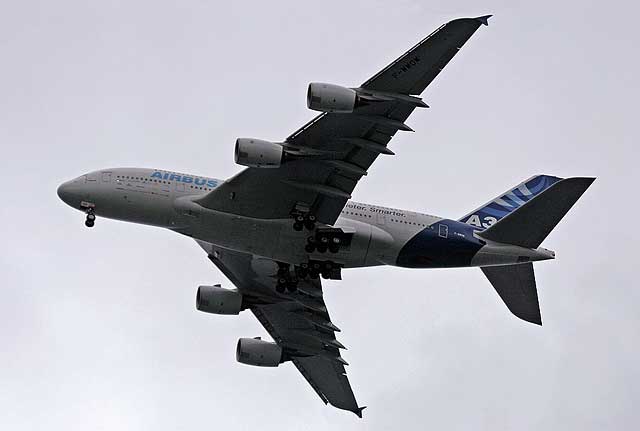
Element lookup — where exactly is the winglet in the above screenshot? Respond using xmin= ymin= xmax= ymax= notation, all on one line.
xmin=354 ymin=406 xmax=367 ymax=418
xmin=474 ymin=15 xmax=492 ymax=26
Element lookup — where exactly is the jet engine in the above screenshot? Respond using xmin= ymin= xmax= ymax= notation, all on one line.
xmin=234 ymin=138 xmax=284 ymax=168
xmin=236 ymin=338 xmax=284 ymax=367
xmin=196 ymin=285 xmax=243 ymax=315
xmin=307 ymin=83 xmax=362 ymax=113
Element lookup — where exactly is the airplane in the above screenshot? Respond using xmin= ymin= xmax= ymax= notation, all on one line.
xmin=57 ymin=15 xmax=594 ymax=417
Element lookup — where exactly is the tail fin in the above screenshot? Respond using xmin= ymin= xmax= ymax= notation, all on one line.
xmin=471 ymin=176 xmax=595 ymax=325
xmin=481 ymin=263 xmax=541 ymax=324
xmin=460 ymin=175 xmax=563 ymax=229
xmin=476 ymin=177 xmax=595 ymax=249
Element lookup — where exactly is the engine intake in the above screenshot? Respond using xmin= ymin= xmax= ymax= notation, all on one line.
xmin=236 ymin=338 xmax=284 ymax=367
xmin=307 ymin=83 xmax=362 ymax=113
xmin=196 ymin=285 xmax=243 ymax=315
xmin=234 ymin=138 xmax=284 ymax=168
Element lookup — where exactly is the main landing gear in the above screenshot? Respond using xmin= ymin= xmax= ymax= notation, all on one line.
xmin=305 ymin=228 xmax=350 ymax=254
xmin=84 ymin=208 xmax=96 ymax=228
xmin=276 ymin=262 xmax=298 ymax=293
xmin=300 ymin=260 xmax=341 ymax=280
xmin=291 ymin=211 xmax=316 ymax=231
xmin=274 ymin=260 xmax=342 ymax=293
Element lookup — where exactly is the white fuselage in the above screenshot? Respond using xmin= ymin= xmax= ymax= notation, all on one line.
xmin=57 ymin=168 xmax=554 ymax=269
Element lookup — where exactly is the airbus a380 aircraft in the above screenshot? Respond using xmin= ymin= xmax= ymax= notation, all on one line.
xmin=58 ymin=16 xmax=594 ymax=417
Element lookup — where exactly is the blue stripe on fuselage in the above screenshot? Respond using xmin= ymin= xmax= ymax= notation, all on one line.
xmin=396 ymin=219 xmax=484 ymax=268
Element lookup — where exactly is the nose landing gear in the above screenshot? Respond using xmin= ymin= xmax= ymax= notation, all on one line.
xmin=84 ymin=208 xmax=96 ymax=228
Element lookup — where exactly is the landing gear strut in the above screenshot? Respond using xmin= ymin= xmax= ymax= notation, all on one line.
xmin=85 ymin=208 xmax=96 ymax=228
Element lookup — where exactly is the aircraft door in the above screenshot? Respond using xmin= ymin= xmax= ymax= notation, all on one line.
xmin=438 ymin=224 xmax=449 ymax=238
xmin=101 ymin=172 xmax=112 ymax=183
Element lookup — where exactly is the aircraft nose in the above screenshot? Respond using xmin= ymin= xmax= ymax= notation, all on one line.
xmin=57 ymin=180 xmax=79 ymax=207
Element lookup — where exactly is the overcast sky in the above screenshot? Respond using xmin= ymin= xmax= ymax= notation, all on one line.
xmin=2 ymin=1 xmax=638 ymax=429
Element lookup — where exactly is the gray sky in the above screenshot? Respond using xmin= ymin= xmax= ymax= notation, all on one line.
xmin=1 ymin=0 xmax=638 ymax=429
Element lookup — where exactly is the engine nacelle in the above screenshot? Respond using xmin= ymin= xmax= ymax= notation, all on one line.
xmin=307 ymin=83 xmax=360 ymax=113
xmin=234 ymin=138 xmax=283 ymax=168
xmin=236 ymin=338 xmax=284 ymax=367
xmin=196 ymin=285 xmax=243 ymax=315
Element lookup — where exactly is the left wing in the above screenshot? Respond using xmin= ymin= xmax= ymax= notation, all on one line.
xmin=196 ymin=16 xmax=490 ymax=225
xmin=196 ymin=240 xmax=365 ymax=417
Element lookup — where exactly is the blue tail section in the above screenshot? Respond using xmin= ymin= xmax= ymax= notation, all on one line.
xmin=459 ymin=175 xmax=562 ymax=229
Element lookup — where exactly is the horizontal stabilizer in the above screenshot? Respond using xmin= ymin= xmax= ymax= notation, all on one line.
xmin=478 ymin=177 xmax=595 ymax=248
xmin=481 ymin=263 xmax=541 ymax=325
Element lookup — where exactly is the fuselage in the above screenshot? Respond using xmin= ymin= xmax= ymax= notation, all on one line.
xmin=57 ymin=168 xmax=554 ymax=269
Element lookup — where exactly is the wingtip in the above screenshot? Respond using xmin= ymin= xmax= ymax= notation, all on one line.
xmin=355 ymin=406 xmax=367 ymax=418
xmin=474 ymin=14 xmax=492 ymax=26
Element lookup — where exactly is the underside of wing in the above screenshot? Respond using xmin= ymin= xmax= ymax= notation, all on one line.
xmin=195 ymin=16 xmax=491 ymax=225
xmin=196 ymin=240 xmax=364 ymax=416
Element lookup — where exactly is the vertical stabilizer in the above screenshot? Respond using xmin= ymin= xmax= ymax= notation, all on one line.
xmin=477 ymin=177 xmax=595 ymax=249
xmin=460 ymin=175 xmax=562 ymax=229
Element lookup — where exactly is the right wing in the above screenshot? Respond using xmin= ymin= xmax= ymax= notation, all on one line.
xmin=196 ymin=240 xmax=364 ymax=417
xmin=196 ymin=16 xmax=491 ymax=225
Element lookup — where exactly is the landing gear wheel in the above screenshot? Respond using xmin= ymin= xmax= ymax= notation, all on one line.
xmin=276 ymin=276 xmax=288 ymax=293
xmin=84 ymin=208 xmax=96 ymax=227
xmin=309 ymin=270 xmax=319 ymax=280
xmin=329 ymin=245 xmax=339 ymax=253
xmin=295 ymin=266 xmax=308 ymax=279
xmin=293 ymin=222 xmax=304 ymax=231
xmin=316 ymin=244 xmax=327 ymax=253
xmin=304 ymin=214 xmax=316 ymax=230
xmin=305 ymin=236 xmax=317 ymax=253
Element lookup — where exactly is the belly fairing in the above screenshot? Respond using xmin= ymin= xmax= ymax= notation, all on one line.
xmin=396 ymin=219 xmax=484 ymax=268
